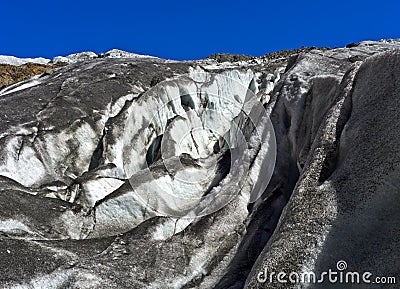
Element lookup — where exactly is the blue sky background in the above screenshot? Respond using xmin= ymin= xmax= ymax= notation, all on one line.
xmin=1 ymin=0 xmax=399 ymax=60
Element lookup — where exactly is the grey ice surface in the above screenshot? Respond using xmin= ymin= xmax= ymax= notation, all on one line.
xmin=0 ymin=41 xmax=400 ymax=288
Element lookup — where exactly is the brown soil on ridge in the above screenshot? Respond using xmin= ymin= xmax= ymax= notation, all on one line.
xmin=0 ymin=62 xmax=68 ymax=89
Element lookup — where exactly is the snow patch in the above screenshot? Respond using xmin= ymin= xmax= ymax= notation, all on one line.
xmin=0 ymin=55 xmax=50 ymax=66
xmin=0 ymin=80 xmax=41 ymax=96
xmin=0 ymin=219 xmax=35 ymax=235
xmin=105 ymin=49 xmax=159 ymax=59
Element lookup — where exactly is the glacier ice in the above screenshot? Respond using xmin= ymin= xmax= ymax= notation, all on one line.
xmin=1 ymin=41 xmax=400 ymax=288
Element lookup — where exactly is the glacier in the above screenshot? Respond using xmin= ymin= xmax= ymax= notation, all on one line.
xmin=0 ymin=40 xmax=400 ymax=288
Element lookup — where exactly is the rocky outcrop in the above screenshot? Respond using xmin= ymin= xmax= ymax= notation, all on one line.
xmin=1 ymin=40 xmax=400 ymax=288
xmin=206 ymin=54 xmax=255 ymax=63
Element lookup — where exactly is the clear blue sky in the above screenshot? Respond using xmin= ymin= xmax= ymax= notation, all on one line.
xmin=1 ymin=0 xmax=399 ymax=60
